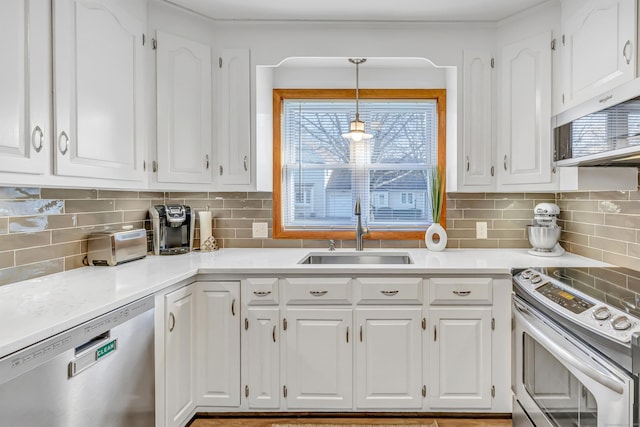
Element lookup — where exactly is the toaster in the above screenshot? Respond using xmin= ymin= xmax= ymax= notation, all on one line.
xmin=87 ymin=229 xmax=147 ymax=266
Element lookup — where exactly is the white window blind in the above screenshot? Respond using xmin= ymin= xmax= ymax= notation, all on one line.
xmin=280 ymin=99 xmax=438 ymax=230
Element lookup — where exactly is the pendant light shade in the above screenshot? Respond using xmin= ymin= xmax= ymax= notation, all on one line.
xmin=342 ymin=58 xmax=373 ymax=142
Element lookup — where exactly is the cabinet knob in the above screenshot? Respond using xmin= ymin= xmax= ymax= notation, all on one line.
xmin=58 ymin=131 xmax=69 ymax=156
xmin=31 ymin=126 xmax=44 ymax=153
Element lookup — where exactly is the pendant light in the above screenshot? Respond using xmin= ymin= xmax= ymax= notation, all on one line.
xmin=342 ymin=58 xmax=373 ymax=142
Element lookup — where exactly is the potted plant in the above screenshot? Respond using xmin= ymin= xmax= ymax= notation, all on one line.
xmin=425 ymin=166 xmax=447 ymax=251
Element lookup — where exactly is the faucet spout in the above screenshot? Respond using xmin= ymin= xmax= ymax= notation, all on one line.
xmin=355 ymin=196 xmax=369 ymax=251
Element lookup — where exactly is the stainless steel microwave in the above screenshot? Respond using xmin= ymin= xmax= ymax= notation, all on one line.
xmin=553 ymin=78 xmax=640 ymax=166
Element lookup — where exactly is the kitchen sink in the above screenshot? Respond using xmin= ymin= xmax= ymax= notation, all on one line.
xmin=298 ymin=252 xmax=414 ymax=265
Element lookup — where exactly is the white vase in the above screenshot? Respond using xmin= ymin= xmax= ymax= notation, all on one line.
xmin=425 ymin=223 xmax=447 ymax=251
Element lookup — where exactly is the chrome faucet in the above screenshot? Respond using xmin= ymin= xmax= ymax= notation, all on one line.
xmin=354 ymin=197 xmax=369 ymax=251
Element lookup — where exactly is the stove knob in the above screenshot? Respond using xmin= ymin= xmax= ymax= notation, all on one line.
xmin=611 ymin=316 xmax=632 ymax=331
xmin=531 ymin=275 xmax=542 ymax=284
xmin=592 ymin=306 xmax=611 ymax=321
xmin=521 ymin=270 xmax=532 ymax=280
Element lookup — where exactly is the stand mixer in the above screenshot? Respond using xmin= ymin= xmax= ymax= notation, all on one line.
xmin=527 ymin=203 xmax=564 ymax=256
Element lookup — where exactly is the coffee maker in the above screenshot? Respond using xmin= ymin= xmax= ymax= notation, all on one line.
xmin=149 ymin=204 xmax=195 ymax=255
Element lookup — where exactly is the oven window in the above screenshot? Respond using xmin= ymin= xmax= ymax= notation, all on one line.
xmin=523 ymin=333 xmax=598 ymax=426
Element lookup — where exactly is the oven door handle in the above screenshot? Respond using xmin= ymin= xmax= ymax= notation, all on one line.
xmin=514 ymin=300 xmax=625 ymax=395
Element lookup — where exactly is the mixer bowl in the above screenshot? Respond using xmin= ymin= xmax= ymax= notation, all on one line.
xmin=527 ymin=225 xmax=561 ymax=251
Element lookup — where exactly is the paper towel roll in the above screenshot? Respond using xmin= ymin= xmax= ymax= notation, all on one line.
xmin=199 ymin=211 xmax=212 ymax=243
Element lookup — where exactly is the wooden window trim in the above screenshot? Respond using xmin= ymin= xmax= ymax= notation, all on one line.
xmin=272 ymin=88 xmax=446 ymax=240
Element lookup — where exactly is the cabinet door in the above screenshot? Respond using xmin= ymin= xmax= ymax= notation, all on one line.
xmin=53 ymin=0 xmax=145 ymax=181
xmin=355 ymin=307 xmax=423 ymax=409
xmin=562 ymin=0 xmax=636 ymax=108
xmin=462 ymin=50 xmax=494 ymax=188
xmin=165 ymin=284 xmax=196 ymax=427
xmin=0 ymin=0 xmax=50 ymax=175
xmin=244 ymin=307 xmax=280 ymax=409
xmin=284 ymin=308 xmax=352 ymax=409
xmin=156 ymin=31 xmax=212 ymax=184
xmin=196 ymin=281 xmax=240 ymax=407
xmin=498 ymin=32 xmax=552 ymax=186
xmin=429 ymin=307 xmax=492 ymax=409
xmin=218 ymin=48 xmax=251 ymax=186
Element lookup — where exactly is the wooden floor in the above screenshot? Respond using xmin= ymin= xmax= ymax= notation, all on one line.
xmin=190 ymin=417 xmax=512 ymax=427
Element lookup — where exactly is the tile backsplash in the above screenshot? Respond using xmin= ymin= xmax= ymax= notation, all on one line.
xmin=1 ymin=186 xmax=640 ymax=285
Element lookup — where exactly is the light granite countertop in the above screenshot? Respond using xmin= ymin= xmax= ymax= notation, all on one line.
xmin=0 ymin=248 xmax=609 ymax=358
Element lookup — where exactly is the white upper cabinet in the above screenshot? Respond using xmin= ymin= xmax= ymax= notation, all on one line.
xmin=561 ymin=0 xmax=637 ymax=110
xmin=156 ymin=31 xmax=213 ymax=184
xmin=53 ymin=0 xmax=145 ymax=181
xmin=0 ymin=0 xmax=51 ymax=175
xmin=461 ymin=50 xmax=495 ymax=189
xmin=498 ymin=32 xmax=553 ymax=187
xmin=217 ymin=48 xmax=251 ymax=186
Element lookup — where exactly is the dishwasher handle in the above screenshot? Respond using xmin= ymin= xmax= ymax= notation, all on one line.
xmin=68 ymin=337 xmax=118 ymax=378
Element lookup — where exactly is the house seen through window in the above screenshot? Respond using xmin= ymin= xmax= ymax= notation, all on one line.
xmin=273 ymin=89 xmax=446 ymax=240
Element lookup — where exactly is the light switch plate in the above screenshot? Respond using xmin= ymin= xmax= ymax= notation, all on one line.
xmin=476 ymin=222 xmax=488 ymax=239
xmin=252 ymin=222 xmax=268 ymax=238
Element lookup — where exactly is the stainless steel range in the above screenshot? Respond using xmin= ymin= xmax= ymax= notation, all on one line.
xmin=512 ymin=267 xmax=640 ymax=427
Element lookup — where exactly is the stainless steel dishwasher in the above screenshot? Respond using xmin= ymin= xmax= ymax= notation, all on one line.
xmin=0 ymin=295 xmax=155 ymax=427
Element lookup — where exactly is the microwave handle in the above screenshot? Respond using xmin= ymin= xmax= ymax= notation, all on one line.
xmin=513 ymin=301 xmax=625 ymax=395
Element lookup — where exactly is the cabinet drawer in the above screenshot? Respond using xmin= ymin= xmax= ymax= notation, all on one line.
xmin=429 ymin=277 xmax=492 ymax=305
xmin=354 ymin=277 xmax=423 ymax=304
xmin=243 ymin=278 xmax=279 ymax=305
xmin=283 ymin=277 xmax=352 ymax=305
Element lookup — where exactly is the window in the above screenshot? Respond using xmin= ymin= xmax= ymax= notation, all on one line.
xmin=273 ymin=89 xmax=446 ymax=240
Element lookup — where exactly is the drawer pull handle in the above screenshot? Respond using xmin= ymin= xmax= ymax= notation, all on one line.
xmin=453 ymin=290 xmax=471 ymax=296
xmin=309 ymin=290 xmax=328 ymax=296
xmin=253 ymin=290 xmax=272 ymax=297
xmin=381 ymin=290 xmax=399 ymax=296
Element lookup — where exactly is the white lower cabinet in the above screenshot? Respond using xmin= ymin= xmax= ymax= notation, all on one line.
xmin=164 ymin=284 xmax=197 ymax=427
xmin=160 ymin=275 xmax=507 ymax=423
xmin=429 ymin=307 xmax=492 ymax=409
xmin=284 ymin=308 xmax=353 ymax=409
xmin=244 ymin=307 xmax=280 ymax=409
xmin=355 ymin=307 xmax=424 ymax=409
xmin=196 ymin=282 xmax=240 ymax=407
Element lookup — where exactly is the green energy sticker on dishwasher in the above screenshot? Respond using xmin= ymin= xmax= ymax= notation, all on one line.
xmin=96 ymin=340 xmax=116 ymax=359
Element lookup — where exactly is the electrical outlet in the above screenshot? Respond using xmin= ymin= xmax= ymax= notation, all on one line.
xmin=476 ymin=222 xmax=488 ymax=239
xmin=252 ymin=222 xmax=268 ymax=238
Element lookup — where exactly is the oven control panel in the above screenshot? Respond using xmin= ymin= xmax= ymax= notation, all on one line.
xmin=514 ymin=269 xmax=640 ymax=343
